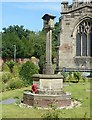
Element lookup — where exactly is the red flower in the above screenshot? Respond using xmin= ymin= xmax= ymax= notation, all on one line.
xmin=32 ymin=84 xmax=38 ymax=93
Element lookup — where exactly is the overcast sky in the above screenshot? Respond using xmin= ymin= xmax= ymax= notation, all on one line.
xmin=1 ymin=0 xmax=72 ymax=32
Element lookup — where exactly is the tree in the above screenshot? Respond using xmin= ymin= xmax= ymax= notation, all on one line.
xmin=2 ymin=23 xmax=59 ymax=73
xmin=52 ymin=22 xmax=59 ymax=61
xmin=2 ymin=25 xmax=33 ymax=59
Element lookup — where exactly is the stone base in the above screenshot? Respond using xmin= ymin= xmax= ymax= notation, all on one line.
xmin=23 ymin=91 xmax=71 ymax=107
xmin=23 ymin=74 xmax=71 ymax=108
xmin=32 ymin=74 xmax=63 ymax=91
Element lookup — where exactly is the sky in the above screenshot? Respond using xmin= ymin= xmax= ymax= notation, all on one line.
xmin=1 ymin=0 xmax=72 ymax=32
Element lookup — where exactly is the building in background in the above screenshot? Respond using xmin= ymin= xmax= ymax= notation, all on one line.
xmin=56 ymin=0 xmax=92 ymax=76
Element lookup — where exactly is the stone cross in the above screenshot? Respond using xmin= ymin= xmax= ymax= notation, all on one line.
xmin=42 ymin=14 xmax=56 ymax=75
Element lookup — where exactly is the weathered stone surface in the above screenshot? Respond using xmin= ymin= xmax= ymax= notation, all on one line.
xmin=23 ymin=12 xmax=72 ymax=108
xmin=23 ymin=91 xmax=71 ymax=107
xmin=42 ymin=14 xmax=56 ymax=75
xmin=40 ymin=79 xmax=63 ymax=90
xmin=32 ymin=74 xmax=63 ymax=90
xmin=56 ymin=1 xmax=92 ymax=74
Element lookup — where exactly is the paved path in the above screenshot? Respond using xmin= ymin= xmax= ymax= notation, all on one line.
xmin=0 ymin=98 xmax=17 ymax=104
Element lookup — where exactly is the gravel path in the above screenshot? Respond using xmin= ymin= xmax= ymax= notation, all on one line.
xmin=0 ymin=98 xmax=17 ymax=104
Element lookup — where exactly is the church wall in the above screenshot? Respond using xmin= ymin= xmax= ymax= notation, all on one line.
xmin=59 ymin=14 xmax=76 ymax=69
xmin=57 ymin=1 xmax=92 ymax=72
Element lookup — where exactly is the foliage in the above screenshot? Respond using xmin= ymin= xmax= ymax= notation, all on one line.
xmin=2 ymin=25 xmax=30 ymax=39
xmin=2 ymin=25 xmax=45 ymax=59
xmin=2 ymin=23 xmax=59 ymax=73
xmin=68 ymin=72 xmax=74 ymax=82
xmin=67 ymin=72 xmax=82 ymax=83
xmin=3 ymin=61 xmax=21 ymax=76
xmin=2 ymin=72 xmax=11 ymax=83
xmin=39 ymin=54 xmax=45 ymax=73
xmin=52 ymin=22 xmax=59 ymax=60
xmin=42 ymin=109 xmax=60 ymax=120
xmin=6 ymin=61 xmax=15 ymax=73
xmin=2 ymin=77 xmax=24 ymax=91
xmin=9 ymin=77 xmax=24 ymax=90
xmin=31 ymin=31 xmax=46 ymax=58
xmin=2 ymin=62 xmax=24 ymax=91
xmin=61 ymin=71 xmax=82 ymax=83
xmin=61 ymin=72 xmax=69 ymax=82
xmin=2 ymin=25 xmax=33 ymax=59
xmin=2 ymin=63 xmax=10 ymax=72
xmin=73 ymin=72 xmax=82 ymax=82
xmin=19 ymin=61 xmax=39 ymax=84
xmin=12 ymin=63 xmax=21 ymax=77
xmin=42 ymin=104 xmax=60 ymax=119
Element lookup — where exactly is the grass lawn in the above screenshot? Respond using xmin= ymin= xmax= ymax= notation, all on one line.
xmin=1 ymin=80 xmax=91 ymax=118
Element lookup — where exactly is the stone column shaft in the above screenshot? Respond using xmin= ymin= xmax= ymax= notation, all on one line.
xmin=45 ymin=29 xmax=53 ymax=74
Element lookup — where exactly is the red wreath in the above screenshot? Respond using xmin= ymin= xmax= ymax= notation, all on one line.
xmin=32 ymin=84 xmax=38 ymax=93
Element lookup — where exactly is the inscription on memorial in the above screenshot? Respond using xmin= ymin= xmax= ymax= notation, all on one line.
xmin=40 ymin=79 xmax=63 ymax=90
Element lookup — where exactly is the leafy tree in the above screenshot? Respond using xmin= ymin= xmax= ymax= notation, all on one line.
xmin=52 ymin=22 xmax=59 ymax=61
xmin=2 ymin=25 xmax=33 ymax=59
xmin=2 ymin=23 xmax=59 ymax=73
xmin=2 ymin=25 xmax=30 ymax=39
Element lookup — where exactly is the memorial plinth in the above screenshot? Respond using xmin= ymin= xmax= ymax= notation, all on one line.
xmin=23 ymin=14 xmax=71 ymax=108
xmin=23 ymin=74 xmax=71 ymax=107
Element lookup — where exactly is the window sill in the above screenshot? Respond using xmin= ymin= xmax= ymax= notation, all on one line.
xmin=74 ymin=56 xmax=92 ymax=59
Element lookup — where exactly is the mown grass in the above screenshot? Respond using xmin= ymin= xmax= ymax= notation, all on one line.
xmin=2 ymin=104 xmax=43 ymax=118
xmin=1 ymin=80 xmax=91 ymax=118
xmin=1 ymin=86 xmax=31 ymax=101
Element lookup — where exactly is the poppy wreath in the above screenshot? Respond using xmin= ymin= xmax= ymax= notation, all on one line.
xmin=32 ymin=84 xmax=38 ymax=93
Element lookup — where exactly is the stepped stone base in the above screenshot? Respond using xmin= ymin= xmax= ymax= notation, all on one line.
xmin=23 ymin=92 xmax=71 ymax=107
xmin=23 ymin=74 xmax=71 ymax=107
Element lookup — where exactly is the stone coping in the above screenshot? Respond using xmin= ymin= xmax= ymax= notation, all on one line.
xmin=24 ymin=91 xmax=71 ymax=97
xmin=32 ymin=74 xmax=63 ymax=79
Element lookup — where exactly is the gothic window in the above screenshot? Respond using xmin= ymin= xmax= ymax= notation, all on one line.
xmin=88 ymin=31 xmax=92 ymax=56
xmin=76 ymin=33 xmax=81 ymax=56
xmin=82 ymin=32 xmax=87 ymax=56
xmin=76 ymin=19 xmax=92 ymax=57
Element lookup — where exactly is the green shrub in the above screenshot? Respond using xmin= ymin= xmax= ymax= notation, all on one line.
xmin=12 ymin=63 xmax=21 ymax=77
xmin=42 ymin=104 xmax=60 ymax=119
xmin=68 ymin=72 xmax=82 ymax=83
xmin=9 ymin=77 xmax=24 ymax=90
xmin=2 ymin=77 xmax=25 ymax=91
xmin=2 ymin=63 xmax=10 ymax=72
xmin=61 ymin=72 xmax=69 ymax=82
xmin=2 ymin=72 xmax=11 ymax=83
xmin=68 ymin=72 xmax=74 ymax=82
xmin=73 ymin=72 xmax=81 ymax=82
xmin=2 ymin=82 xmax=10 ymax=92
xmin=42 ymin=110 xmax=60 ymax=119
xmin=19 ymin=61 xmax=39 ymax=84
xmin=6 ymin=61 xmax=15 ymax=73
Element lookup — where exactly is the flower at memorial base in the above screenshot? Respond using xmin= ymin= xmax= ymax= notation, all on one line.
xmin=32 ymin=84 xmax=38 ymax=93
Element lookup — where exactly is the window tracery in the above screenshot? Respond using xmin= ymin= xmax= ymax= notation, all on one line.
xmin=76 ymin=19 xmax=92 ymax=57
